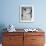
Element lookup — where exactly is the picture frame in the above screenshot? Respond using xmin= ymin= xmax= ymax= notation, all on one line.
xmin=20 ymin=5 xmax=34 ymax=22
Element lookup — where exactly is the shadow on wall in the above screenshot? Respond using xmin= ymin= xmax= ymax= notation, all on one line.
xmin=0 ymin=24 xmax=7 ymax=43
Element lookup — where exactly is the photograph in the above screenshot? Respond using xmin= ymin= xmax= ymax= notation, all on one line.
xmin=20 ymin=5 xmax=34 ymax=22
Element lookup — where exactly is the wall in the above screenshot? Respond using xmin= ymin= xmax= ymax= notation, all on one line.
xmin=0 ymin=0 xmax=46 ymax=29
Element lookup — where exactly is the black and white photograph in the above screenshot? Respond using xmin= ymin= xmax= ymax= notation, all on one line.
xmin=20 ymin=5 xmax=34 ymax=22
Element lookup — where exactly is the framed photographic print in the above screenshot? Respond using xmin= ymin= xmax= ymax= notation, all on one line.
xmin=20 ymin=5 xmax=34 ymax=22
